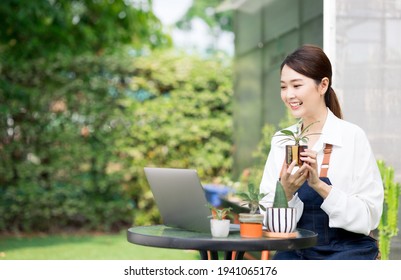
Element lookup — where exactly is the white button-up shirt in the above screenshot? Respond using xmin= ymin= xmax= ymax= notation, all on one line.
xmin=259 ymin=109 xmax=384 ymax=236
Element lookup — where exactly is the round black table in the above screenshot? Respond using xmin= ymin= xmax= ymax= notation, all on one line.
xmin=127 ymin=225 xmax=317 ymax=260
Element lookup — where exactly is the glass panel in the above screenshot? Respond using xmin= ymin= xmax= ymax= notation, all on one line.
xmin=263 ymin=0 xmax=299 ymax=42
xmin=302 ymin=0 xmax=323 ymax=23
xmin=236 ymin=9 xmax=262 ymax=55
xmin=335 ymin=0 xmax=401 ymax=259
xmin=233 ymin=50 xmax=263 ymax=176
xmin=301 ymin=16 xmax=323 ymax=45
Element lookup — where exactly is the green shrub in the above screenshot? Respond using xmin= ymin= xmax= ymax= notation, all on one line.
xmin=0 ymin=53 xmax=136 ymax=232
xmin=0 ymin=50 xmax=234 ymax=232
xmin=0 ymin=181 xmax=132 ymax=232
xmin=377 ymin=160 xmax=401 ymax=259
xmin=121 ymin=51 xmax=234 ymax=225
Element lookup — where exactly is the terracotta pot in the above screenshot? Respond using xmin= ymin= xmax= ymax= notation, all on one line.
xmin=210 ymin=219 xmax=230 ymax=238
xmin=265 ymin=207 xmax=297 ymax=233
xmin=286 ymin=145 xmax=307 ymax=166
xmin=238 ymin=213 xmax=264 ymax=238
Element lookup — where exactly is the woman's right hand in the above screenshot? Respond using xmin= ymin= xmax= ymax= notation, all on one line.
xmin=280 ymin=160 xmax=309 ymax=201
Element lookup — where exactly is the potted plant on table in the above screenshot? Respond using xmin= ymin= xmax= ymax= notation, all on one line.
xmin=275 ymin=120 xmax=320 ymax=166
xmin=207 ymin=204 xmax=233 ymax=238
xmin=236 ymin=183 xmax=267 ymax=238
xmin=264 ymin=180 xmax=297 ymax=237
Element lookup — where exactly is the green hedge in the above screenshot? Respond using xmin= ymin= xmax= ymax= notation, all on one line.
xmin=0 ymin=52 xmax=136 ymax=232
xmin=121 ymin=51 xmax=234 ymax=226
xmin=0 ymin=50 xmax=234 ymax=232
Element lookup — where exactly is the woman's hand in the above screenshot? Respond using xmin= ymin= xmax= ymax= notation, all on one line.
xmin=300 ymin=149 xmax=332 ymax=198
xmin=300 ymin=149 xmax=320 ymax=188
xmin=280 ymin=160 xmax=309 ymax=201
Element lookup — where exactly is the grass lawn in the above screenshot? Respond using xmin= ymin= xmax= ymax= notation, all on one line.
xmin=0 ymin=231 xmax=200 ymax=260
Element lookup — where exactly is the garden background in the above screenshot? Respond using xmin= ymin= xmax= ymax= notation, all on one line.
xmin=0 ymin=0 xmax=399 ymax=260
xmin=0 ymin=0 xmax=239 ymax=260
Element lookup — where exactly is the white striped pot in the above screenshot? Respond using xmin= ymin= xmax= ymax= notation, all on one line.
xmin=265 ymin=207 xmax=297 ymax=233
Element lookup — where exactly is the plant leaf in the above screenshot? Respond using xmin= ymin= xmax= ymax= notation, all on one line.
xmin=273 ymin=181 xmax=288 ymax=208
xmin=279 ymin=130 xmax=295 ymax=136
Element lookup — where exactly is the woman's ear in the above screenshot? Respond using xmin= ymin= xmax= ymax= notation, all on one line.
xmin=320 ymin=77 xmax=330 ymax=95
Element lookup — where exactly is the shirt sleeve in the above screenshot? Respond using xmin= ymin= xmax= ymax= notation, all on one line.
xmin=259 ymin=138 xmax=305 ymax=225
xmin=321 ymin=130 xmax=384 ymax=235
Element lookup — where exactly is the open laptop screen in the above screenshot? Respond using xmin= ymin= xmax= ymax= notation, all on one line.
xmin=144 ymin=167 xmax=212 ymax=233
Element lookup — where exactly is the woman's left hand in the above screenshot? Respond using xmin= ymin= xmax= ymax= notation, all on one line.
xmin=300 ymin=149 xmax=320 ymax=189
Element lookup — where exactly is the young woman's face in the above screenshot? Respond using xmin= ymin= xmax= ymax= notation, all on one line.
xmin=280 ymin=64 xmax=326 ymax=119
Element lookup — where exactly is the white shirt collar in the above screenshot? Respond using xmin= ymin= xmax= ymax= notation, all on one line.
xmin=320 ymin=108 xmax=343 ymax=147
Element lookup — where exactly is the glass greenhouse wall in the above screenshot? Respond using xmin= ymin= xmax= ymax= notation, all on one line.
xmin=334 ymin=0 xmax=401 ymax=259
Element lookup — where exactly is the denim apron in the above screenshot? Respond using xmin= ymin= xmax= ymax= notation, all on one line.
xmin=273 ymin=144 xmax=378 ymax=260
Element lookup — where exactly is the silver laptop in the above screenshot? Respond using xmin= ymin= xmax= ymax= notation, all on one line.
xmin=144 ymin=167 xmax=239 ymax=233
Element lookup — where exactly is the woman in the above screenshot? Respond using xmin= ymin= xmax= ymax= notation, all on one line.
xmin=259 ymin=45 xmax=384 ymax=260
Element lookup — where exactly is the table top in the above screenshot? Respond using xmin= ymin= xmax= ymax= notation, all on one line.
xmin=127 ymin=225 xmax=317 ymax=252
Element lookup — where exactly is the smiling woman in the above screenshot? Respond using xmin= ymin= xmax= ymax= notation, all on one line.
xmin=259 ymin=44 xmax=384 ymax=260
xmin=280 ymin=45 xmax=343 ymax=121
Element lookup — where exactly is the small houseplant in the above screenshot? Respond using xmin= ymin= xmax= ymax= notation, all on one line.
xmin=264 ymin=180 xmax=297 ymax=237
xmin=275 ymin=120 xmax=320 ymax=166
xmin=207 ymin=204 xmax=233 ymax=238
xmin=236 ymin=183 xmax=267 ymax=238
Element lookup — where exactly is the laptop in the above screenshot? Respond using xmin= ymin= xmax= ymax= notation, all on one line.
xmin=144 ymin=167 xmax=239 ymax=233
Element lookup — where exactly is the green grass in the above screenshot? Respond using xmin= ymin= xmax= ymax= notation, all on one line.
xmin=0 ymin=231 xmax=200 ymax=260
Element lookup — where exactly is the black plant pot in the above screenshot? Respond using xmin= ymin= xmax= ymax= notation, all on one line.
xmin=285 ymin=145 xmax=307 ymax=166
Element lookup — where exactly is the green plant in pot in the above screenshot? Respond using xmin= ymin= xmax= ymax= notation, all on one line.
xmin=236 ymin=183 xmax=267 ymax=238
xmin=264 ymin=180 xmax=297 ymax=236
xmin=275 ymin=120 xmax=321 ymax=166
xmin=207 ymin=204 xmax=233 ymax=238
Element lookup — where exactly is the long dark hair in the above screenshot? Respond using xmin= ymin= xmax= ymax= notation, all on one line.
xmin=280 ymin=45 xmax=343 ymax=119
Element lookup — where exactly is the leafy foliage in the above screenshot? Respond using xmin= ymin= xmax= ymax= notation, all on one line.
xmin=0 ymin=0 xmax=171 ymax=61
xmin=121 ymin=51 xmax=234 ymax=226
xmin=0 ymin=53 xmax=136 ymax=232
xmin=207 ymin=203 xmax=233 ymax=220
xmin=0 ymin=0 xmax=233 ymax=233
xmin=236 ymin=183 xmax=267 ymax=214
xmin=175 ymin=0 xmax=233 ymax=54
xmin=274 ymin=120 xmax=321 ymax=145
xmin=377 ymin=160 xmax=401 ymax=259
xmin=0 ymin=49 xmax=234 ymax=232
xmin=176 ymin=0 xmax=233 ymax=32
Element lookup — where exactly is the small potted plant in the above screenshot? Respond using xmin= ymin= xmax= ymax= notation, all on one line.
xmin=207 ymin=204 xmax=233 ymax=238
xmin=275 ymin=120 xmax=320 ymax=166
xmin=264 ymin=180 xmax=297 ymax=237
xmin=236 ymin=183 xmax=267 ymax=238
